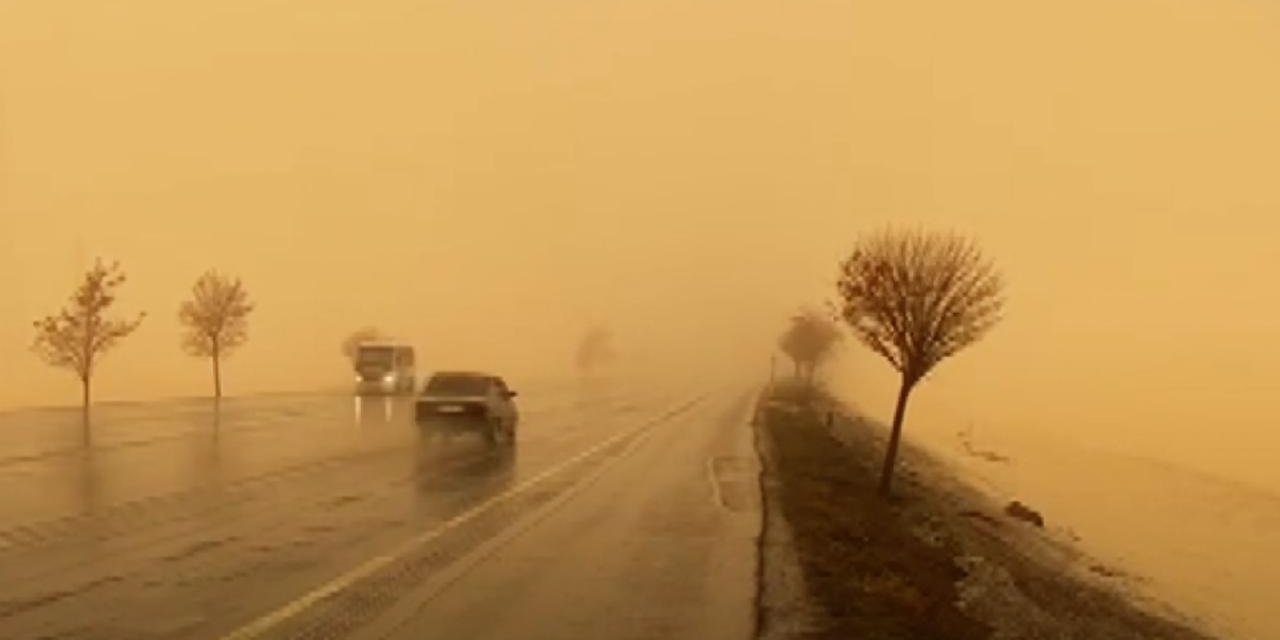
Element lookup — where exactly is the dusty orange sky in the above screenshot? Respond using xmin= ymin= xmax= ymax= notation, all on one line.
xmin=3 ymin=1 xmax=1278 ymax=488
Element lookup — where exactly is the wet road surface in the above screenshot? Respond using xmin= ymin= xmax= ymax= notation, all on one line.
xmin=0 ymin=381 xmax=760 ymax=639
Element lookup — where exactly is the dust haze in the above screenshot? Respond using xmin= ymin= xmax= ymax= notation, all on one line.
xmin=3 ymin=0 xmax=1279 ymax=494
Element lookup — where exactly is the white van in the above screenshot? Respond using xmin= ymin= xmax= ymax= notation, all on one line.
xmin=354 ymin=342 xmax=417 ymax=395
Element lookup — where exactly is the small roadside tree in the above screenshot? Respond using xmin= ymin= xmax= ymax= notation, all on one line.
xmin=32 ymin=259 xmax=145 ymax=421
xmin=836 ymin=229 xmax=1004 ymax=497
xmin=179 ymin=270 xmax=255 ymax=399
xmin=575 ymin=326 xmax=616 ymax=375
xmin=341 ymin=327 xmax=385 ymax=364
xmin=777 ymin=309 xmax=841 ymax=383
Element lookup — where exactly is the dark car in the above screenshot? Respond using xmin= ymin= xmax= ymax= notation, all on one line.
xmin=414 ymin=372 xmax=519 ymax=445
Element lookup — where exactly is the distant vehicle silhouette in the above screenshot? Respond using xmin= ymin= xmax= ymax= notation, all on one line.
xmin=353 ymin=342 xmax=417 ymax=395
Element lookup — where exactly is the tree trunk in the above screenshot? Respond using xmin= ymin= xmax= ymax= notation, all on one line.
xmin=213 ymin=350 xmax=222 ymax=399
xmin=877 ymin=377 xmax=914 ymax=498
xmin=81 ymin=376 xmax=91 ymax=444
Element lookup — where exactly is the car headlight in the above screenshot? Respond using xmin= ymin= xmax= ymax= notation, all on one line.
xmin=382 ymin=374 xmax=395 ymax=383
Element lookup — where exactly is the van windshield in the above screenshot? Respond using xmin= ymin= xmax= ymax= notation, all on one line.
xmin=356 ymin=346 xmax=394 ymax=367
xmin=425 ymin=375 xmax=489 ymax=396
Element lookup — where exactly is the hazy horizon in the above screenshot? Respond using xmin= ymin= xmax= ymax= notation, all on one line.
xmin=4 ymin=0 xmax=1279 ymax=493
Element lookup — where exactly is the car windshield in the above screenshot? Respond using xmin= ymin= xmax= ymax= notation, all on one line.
xmin=356 ymin=346 xmax=394 ymax=366
xmin=424 ymin=375 xmax=489 ymax=396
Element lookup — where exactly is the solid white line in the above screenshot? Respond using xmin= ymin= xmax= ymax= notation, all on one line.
xmin=216 ymin=398 xmax=702 ymax=640
xmin=352 ymin=407 xmax=674 ymax=640
xmin=706 ymin=456 xmax=725 ymax=509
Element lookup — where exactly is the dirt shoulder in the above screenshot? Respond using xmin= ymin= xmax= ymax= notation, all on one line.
xmin=754 ymin=382 xmax=1215 ymax=640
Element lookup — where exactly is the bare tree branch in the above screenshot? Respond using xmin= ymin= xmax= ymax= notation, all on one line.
xmin=835 ymin=229 xmax=1004 ymax=496
xmin=179 ymin=271 xmax=254 ymax=357
xmin=178 ymin=270 xmax=255 ymax=398
xmin=31 ymin=259 xmax=145 ymax=413
xmin=837 ymin=229 xmax=1003 ymax=385
xmin=576 ymin=326 xmax=617 ymax=373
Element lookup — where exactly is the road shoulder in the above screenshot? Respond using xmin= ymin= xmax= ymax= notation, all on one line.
xmin=753 ymin=396 xmax=822 ymax=640
xmin=754 ymin=382 xmax=1217 ymax=640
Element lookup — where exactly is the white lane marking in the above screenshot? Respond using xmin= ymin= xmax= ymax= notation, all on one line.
xmin=706 ymin=456 xmax=726 ymax=509
xmin=217 ymin=397 xmax=704 ymax=640
xmin=353 ymin=404 xmax=676 ymax=640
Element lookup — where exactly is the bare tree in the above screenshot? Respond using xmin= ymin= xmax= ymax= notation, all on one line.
xmin=777 ymin=309 xmax=842 ymax=383
xmin=836 ymin=229 xmax=1004 ymax=497
xmin=342 ymin=327 xmax=385 ymax=364
xmin=179 ymin=270 xmax=254 ymax=399
xmin=31 ymin=259 xmax=145 ymax=420
xmin=575 ymin=326 xmax=616 ymax=374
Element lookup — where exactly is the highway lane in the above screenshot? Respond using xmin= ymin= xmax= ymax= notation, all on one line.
xmin=224 ymin=388 xmax=762 ymax=640
xmin=0 ymin=380 xmax=708 ymax=640
xmin=369 ymin=387 xmax=762 ymax=640
xmin=0 ymin=380 xmax=644 ymax=531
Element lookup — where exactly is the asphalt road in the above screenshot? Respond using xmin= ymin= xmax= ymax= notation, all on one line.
xmin=0 ymin=381 xmax=760 ymax=640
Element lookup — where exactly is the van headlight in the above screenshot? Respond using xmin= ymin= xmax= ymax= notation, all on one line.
xmin=382 ymin=374 xmax=395 ymax=383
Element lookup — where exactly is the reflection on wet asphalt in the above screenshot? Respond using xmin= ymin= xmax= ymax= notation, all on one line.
xmin=0 ymin=381 xmax=697 ymax=639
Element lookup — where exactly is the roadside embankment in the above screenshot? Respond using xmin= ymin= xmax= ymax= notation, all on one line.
xmin=754 ymin=381 xmax=1215 ymax=640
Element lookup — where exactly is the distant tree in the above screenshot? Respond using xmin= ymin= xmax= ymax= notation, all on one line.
xmin=342 ymin=327 xmax=385 ymax=364
xmin=575 ymin=326 xmax=616 ymax=374
xmin=777 ymin=309 xmax=841 ymax=383
xmin=179 ymin=270 xmax=255 ymax=399
xmin=31 ymin=259 xmax=145 ymax=420
xmin=836 ymin=229 xmax=1004 ymax=497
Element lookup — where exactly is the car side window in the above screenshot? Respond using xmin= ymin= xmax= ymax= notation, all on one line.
xmin=493 ymin=378 xmax=509 ymax=395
